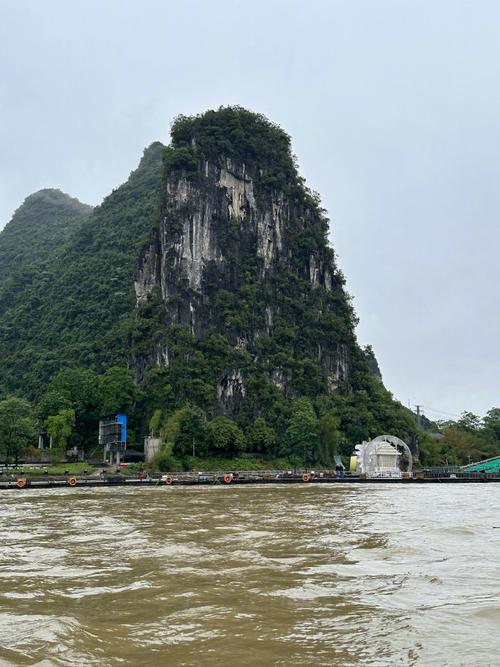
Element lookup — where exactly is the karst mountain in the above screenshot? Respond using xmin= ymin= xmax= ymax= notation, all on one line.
xmin=0 ymin=107 xmax=416 ymax=451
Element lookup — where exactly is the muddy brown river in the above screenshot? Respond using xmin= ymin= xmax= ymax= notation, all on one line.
xmin=0 ymin=484 xmax=499 ymax=666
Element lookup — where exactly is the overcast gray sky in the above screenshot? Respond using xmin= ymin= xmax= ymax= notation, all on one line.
xmin=1 ymin=0 xmax=499 ymax=420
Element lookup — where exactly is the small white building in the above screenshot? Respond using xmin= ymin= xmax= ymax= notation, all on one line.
xmin=355 ymin=435 xmax=411 ymax=478
xmin=373 ymin=440 xmax=400 ymax=476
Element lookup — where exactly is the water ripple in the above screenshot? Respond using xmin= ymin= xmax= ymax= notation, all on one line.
xmin=1 ymin=485 xmax=500 ymax=665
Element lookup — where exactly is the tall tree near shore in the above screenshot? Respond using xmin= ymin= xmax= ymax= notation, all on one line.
xmin=45 ymin=408 xmax=76 ymax=451
xmin=207 ymin=417 xmax=246 ymax=457
xmin=246 ymin=417 xmax=276 ymax=455
xmin=0 ymin=397 xmax=35 ymax=465
xmin=318 ymin=411 xmax=341 ymax=465
xmin=285 ymin=398 xmax=319 ymax=465
xmin=482 ymin=408 xmax=500 ymax=441
xmin=98 ymin=366 xmax=141 ymax=416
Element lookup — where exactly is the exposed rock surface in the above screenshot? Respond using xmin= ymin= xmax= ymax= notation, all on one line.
xmin=133 ymin=109 xmax=360 ymax=414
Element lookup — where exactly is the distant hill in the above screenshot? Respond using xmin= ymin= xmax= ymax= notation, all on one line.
xmin=0 ymin=189 xmax=92 ymax=282
xmin=0 ymin=144 xmax=164 ymax=396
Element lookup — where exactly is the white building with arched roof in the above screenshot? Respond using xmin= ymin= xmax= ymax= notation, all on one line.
xmin=354 ymin=435 xmax=412 ymax=478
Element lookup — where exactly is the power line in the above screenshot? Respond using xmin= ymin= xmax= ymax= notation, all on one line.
xmin=420 ymin=406 xmax=462 ymax=419
xmin=414 ymin=404 xmax=423 ymax=429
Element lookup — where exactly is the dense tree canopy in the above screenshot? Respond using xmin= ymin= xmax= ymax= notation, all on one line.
xmin=417 ymin=409 xmax=500 ymax=466
xmin=0 ymin=144 xmax=164 ymax=398
xmin=45 ymin=408 xmax=75 ymax=451
xmin=0 ymin=189 xmax=92 ymax=282
xmin=0 ymin=397 xmax=36 ymax=465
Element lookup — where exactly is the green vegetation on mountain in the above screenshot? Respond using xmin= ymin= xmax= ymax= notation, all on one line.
xmin=0 ymin=107 xmax=491 ymax=470
xmin=166 ymin=106 xmax=298 ymax=192
xmin=130 ymin=107 xmax=420 ymax=466
xmin=0 ymin=189 xmax=92 ymax=282
xmin=0 ymin=143 xmax=164 ymax=397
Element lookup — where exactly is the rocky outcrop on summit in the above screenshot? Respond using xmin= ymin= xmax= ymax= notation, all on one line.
xmin=133 ymin=108 xmax=357 ymax=411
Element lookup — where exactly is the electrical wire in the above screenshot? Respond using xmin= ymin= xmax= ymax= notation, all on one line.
xmin=419 ymin=406 xmax=462 ymax=419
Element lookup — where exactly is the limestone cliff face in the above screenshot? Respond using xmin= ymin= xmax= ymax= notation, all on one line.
xmin=132 ymin=109 xmax=357 ymax=415
xmin=136 ymin=159 xmax=336 ymax=323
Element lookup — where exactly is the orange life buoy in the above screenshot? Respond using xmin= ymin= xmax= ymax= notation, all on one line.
xmin=223 ymin=473 xmax=233 ymax=484
xmin=165 ymin=475 xmax=173 ymax=485
xmin=16 ymin=478 xmax=27 ymax=489
xmin=302 ymin=472 xmax=311 ymax=483
xmin=68 ymin=476 xmax=77 ymax=487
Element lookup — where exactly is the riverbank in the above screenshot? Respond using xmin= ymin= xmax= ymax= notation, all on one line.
xmin=2 ymin=469 xmax=500 ymax=490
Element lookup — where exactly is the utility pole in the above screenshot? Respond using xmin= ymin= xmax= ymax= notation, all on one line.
xmin=415 ymin=405 xmax=423 ymax=429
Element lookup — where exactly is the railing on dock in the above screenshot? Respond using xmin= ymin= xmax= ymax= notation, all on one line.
xmin=419 ymin=467 xmax=499 ymax=480
xmin=2 ymin=466 xmax=500 ymax=491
